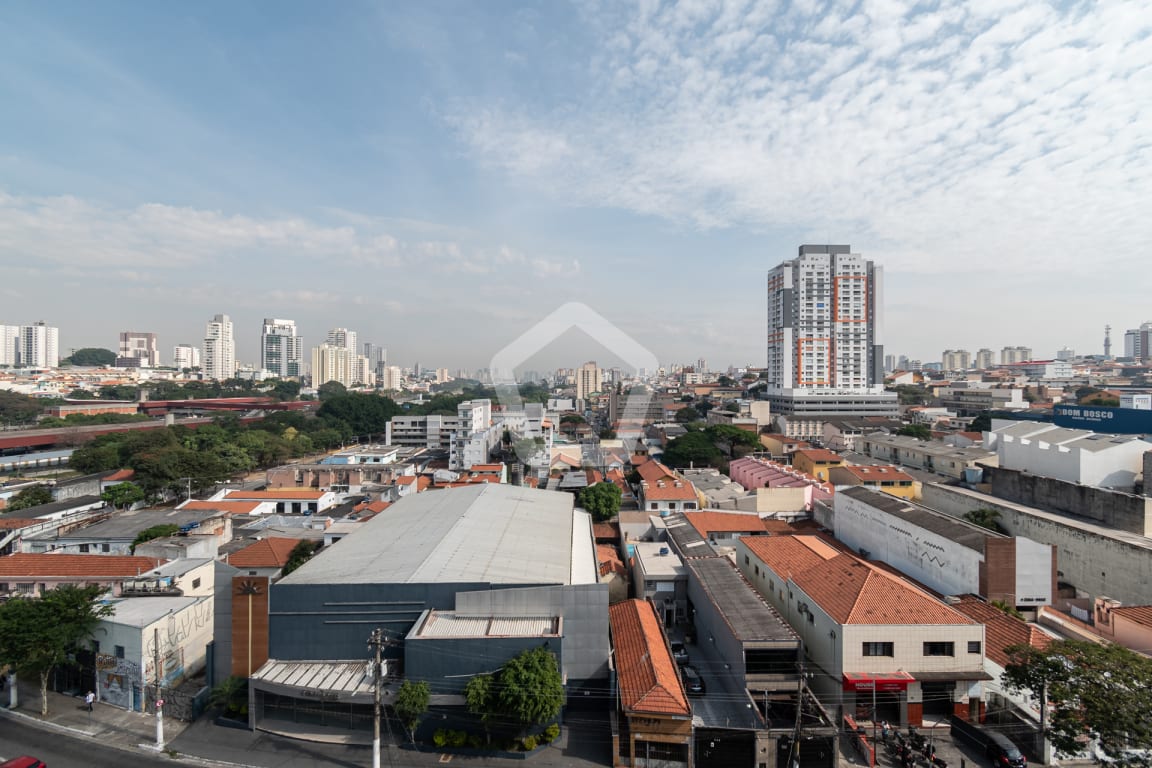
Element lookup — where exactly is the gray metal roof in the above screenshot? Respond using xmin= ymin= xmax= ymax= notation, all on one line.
xmin=840 ymin=486 xmax=998 ymax=553
xmin=664 ymin=513 xmax=716 ymax=559
xmin=52 ymin=508 xmax=221 ymax=541
xmin=410 ymin=610 xmax=560 ymax=638
xmin=105 ymin=595 xmax=203 ymax=627
xmin=141 ymin=558 xmax=214 ymax=577
xmin=1 ymin=495 xmax=104 ymax=520
xmin=251 ymin=659 xmax=374 ymax=697
xmin=278 ymin=484 xmax=589 ymax=586
xmin=687 ymin=558 xmax=799 ymax=643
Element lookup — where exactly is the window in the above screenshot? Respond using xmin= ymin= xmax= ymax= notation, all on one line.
xmin=101 ymin=543 xmax=110 ymax=553
xmin=968 ymin=641 xmax=982 ymax=654
xmin=924 ymin=642 xmax=955 ymax=657
xmin=114 ymin=645 xmax=125 ymax=659
xmin=863 ymin=642 xmax=894 ymax=657
xmin=744 ymin=555 xmax=749 ymax=565
xmin=192 ymin=578 xmax=201 ymax=589
xmin=754 ymin=565 xmax=760 ymax=576
xmin=79 ymin=544 xmax=90 ymax=553
xmin=91 ymin=640 xmax=100 ymax=653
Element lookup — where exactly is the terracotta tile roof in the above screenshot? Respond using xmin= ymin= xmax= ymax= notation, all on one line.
xmin=794 ymin=448 xmax=843 ymax=464
xmin=224 ymin=489 xmax=326 ymax=500
xmin=1109 ymin=605 xmax=1152 ymax=630
xmin=642 ymin=480 xmax=698 ymax=501
xmin=103 ymin=469 xmax=136 ymax=482
xmin=745 ymin=536 xmax=975 ymax=626
xmin=953 ymin=596 xmax=1053 ymax=667
xmin=833 ymin=465 xmax=915 ymax=483
xmin=0 ymin=553 xmax=163 ymax=578
xmin=0 ymin=518 xmax=37 ymax=530
xmin=637 ymin=460 xmax=676 ymax=484
xmin=396 ymin=476 xmax=431 ymax=490
xmin=684 ymin=511 xmax=767 ymax=537
xmin=597 ymin=545 xmax=626 ymax=577
xmin=592 ymin=522 xmax=620 ymax=541
xmin=227 ymin=537 xmax=304 ymax=569
xmin=609 ymin=599 xmax=690 ymax=717
xmin=180 ymin=500 xmax=264 ymax=514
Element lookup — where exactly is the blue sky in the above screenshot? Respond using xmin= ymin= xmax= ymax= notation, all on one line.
xmin=1 ymin=0 xmax=1149 ymax=371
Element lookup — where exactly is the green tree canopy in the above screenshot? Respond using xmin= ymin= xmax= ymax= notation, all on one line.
xmin=560 ymin=414 xmax=586 ymax=424
xmin=63 ymin=347 xmax=116 ymax=367
xmin=897 ymin=424 xmax=932 ymax=440
xmin=0 ymin=390 xmax=43 ymax=426
xmin=0 ymin=584 xmax=114 ymax=715
xmin=1002 ymin=640 xmax=1152 ymax=765
xmin=317 ymin=392 xmax=400 ymax=437
xmin=963 ymin=508 xmax=1006 ymax=534
xmin=131 ymin=524 xmax=181 ymax=553
xmin=394 ymin=679 xmax=430 ymax=743
xmin=316 ymin=380 xmax=347 ymax=400
xmin=662 ymin=431 xmax=724 ymax=469
xmin=577 ymin=482 xmax=622 ymax=522
xmin=101 ymin=481 xmax=145 ymax=510
xmin=6 ymin=484 xmax=54 ymax=512
xmin=496 ymin=646 xmax=564 ymax=727
xmin=968 ymin=413 xmax=993 ymax=433
xmin=280 ymin=540 xmax=322 ymax=577
xmin=674 ymin=406 xmax=702 ymax=423
xmin=465 ymin=672 xmax=496 ymax=739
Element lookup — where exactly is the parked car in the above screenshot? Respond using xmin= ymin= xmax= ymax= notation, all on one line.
xmin=1 ymin=758 xmax=47 ymax=768
xmin=681 ymin=665 xmax=705 ymax=697
xmin=985 ymin=732 xmax=1027 ymax=768
xmin=669 ymin=641 xmax=689 ymax=666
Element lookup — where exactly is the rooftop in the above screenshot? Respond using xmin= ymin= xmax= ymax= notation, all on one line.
xmin=684 ymin=511 xmax=766 ymax=538
xmin=839 ymin=487 xmax=998 ymax=554
xmin=0 ymin=494 xmax=104 ymax=521
xmin=410 ymin=610 xmax=560 ymax=639
xmin=952 ymin=596 xmax=1053 ymax=667
xmin=633 ymin=542 xmax=687 ymax=578
xmin=687 ymin=557 xmax=799 ymax=643
xmin=278 ymin=484 xmax=594 ymax=587
xmin=224 ymin=489 xmax=328 ymax=500
xmin=50 ymin=509 xmax=222 ymax=541
xmin=227 ymin=537 xmax=304 ymax=569
xmin=106 ymin=595 xmax=203 ymax=627
xmin=609 ymin=599 xmax=690 ymax=717
xmin=0 ymin=553 xmax=163 ymax=578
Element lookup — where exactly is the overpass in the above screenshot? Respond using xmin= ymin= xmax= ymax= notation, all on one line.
xmin=0 ymin=415 xmax=268 ymax=452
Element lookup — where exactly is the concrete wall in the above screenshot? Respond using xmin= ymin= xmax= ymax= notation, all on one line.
xmin=454 ymin=583 xmax=610 ymax=686
xmin=213 ymin=561 xmax=238 ymax=685
xmin=922 ymin=484 xmax=1152 ymax=607
xmin=405 ymin=634 xmax=564 ymax=695
xmin=833 ymin=492 xmax=985 ymax=600
xmin=990 ymin=466 xmax=1152 ymax=535
xmin=53 ymin=474 xmax=103 ymax=501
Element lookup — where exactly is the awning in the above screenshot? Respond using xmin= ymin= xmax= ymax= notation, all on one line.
xmin=842 ymin=671 xmax=915 ymax=692
xmin=911 ymin=670 xmax=993 ymax=682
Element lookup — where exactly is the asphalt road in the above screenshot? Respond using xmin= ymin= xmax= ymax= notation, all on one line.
xmin=0 ymin=718 xmax=177 ymax=767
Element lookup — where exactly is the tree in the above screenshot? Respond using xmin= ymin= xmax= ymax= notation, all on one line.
xmin=969 ymin=413 xmax=993 ymax=433
xmin=897 ymin=424 xmax=932 ymax=440
xmin=268 ymin=379 xmax=301 ymax=402
xmin=131 ymin=524 xmax=181 ymax=553
xmin=674 ymin=406 xmax=702 ymax=423
xmin=1003 ymin=640 xmax=1152 ymax=765
xmin=496 ymin=646 xmax=564 ymax=727
xmin=577 ymin=482 xmax=622 ymax=522
xmin=100 ymin=481 xmax=145 ymax=510
xmin=394 ymin=679 xmax=430 ymax=743
xmin=560 ymin=414 xmax=586 ymax=424
xmin=280 ymin=541 xmax=322 ymax=577
xmin=0 ymin=390 xmax=43 ymax=426
xmin=317 ymin=392 xmax=400 ymax=436
xmin=209 ymin=675 xmax=249 ymax=720
xmin=0 ymin=584 xmax=114 ymax=715
xmin=316 ymin=381 xmax=347 ymax=401
xmin=63 ymin=347 xmax=116 ymax=367
xmin=464 ymin=673 xmax=496 ymax=741
xmin=963 ymin=508 xmax=1006 ymax=534
xmin=662 ymin=431 xmax=724 ymax=469
xmin=705 ymin=424 xmax=759 ymax=458
xmin=6 ymin=484 xmax=53 ymax=512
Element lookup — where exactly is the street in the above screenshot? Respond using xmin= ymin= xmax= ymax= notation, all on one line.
xmin=0 ymin=717 xmax=184 ymax=768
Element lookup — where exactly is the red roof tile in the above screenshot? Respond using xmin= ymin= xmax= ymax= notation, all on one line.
xmin=637 ymin=460 xmax=676 ymax=484
xmin=642 ymin=479 xmax=697 ymax=501
xmin=953 ymin=597 xmax=1053 ymax=667
xmin=104 ymin=469 xmax=136 ymax=482
xmin=0 ymin=553 xmax=163 ymax=578
xmin=609 ymin=599 xmax=690 ymax=717
xmin=1109 ymin=605 xmax=1152 ymax=630
xmin=227 ymin=537 xmax=304 ymax=568
xmin=225 ymin=489 xmax=327 ymax=500
xmin=180 ymin=500 xmax=264 ymax=514
xmin=684 ymin=511 xmax=767 ymax=537
xmin=794 ymin=448 xmax=843 ymax=464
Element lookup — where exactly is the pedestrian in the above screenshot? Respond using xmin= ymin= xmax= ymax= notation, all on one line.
xmin=882 ymin=720 xmax=891 ymax=743
xmin=85 ymin=690 xmax=95 ymax=712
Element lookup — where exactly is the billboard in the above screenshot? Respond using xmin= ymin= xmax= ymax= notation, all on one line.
xmin=1052 ymin=405 xmax=1152 ymax=434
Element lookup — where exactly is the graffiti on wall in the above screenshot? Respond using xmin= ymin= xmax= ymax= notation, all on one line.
xmin=142 ymin=597 xmax=214 ymax=687
xmin=96 ymin=653 xmax=141 ymax=710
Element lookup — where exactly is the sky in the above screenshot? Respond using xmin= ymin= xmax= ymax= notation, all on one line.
xmin=1 ymin=0 xmax=1149 ymax=372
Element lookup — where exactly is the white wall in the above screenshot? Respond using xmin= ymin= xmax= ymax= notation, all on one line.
xmin=834 ymin=493 xmax=984 ymax=599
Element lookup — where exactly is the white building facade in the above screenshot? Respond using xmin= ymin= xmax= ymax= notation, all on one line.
xmin=203 ymin=314 xmax=236 ymax=380
xmin=14 ymin=322 xmax=59 ymax=368
xmin=172 ymin=344 xmax=201 ymax=370
xmin=118 ymin=331 xmax=159 ymax=368
xmin=261 ymin=318 xmax=302 ymax=378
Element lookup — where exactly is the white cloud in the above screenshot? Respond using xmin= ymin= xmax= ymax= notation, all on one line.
xmin=449 ymin=0 xmax=1152 ymax=274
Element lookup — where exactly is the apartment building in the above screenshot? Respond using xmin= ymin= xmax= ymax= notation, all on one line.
xmin=118 ymin=331 xmax=160 ymax=368
xmin=203 ymin=314 xmax=236 ymax=380
xmin=261 ymin=319 xmax=302 ymax=378
xmin=386 ymin=398 xmax=497 ymax=470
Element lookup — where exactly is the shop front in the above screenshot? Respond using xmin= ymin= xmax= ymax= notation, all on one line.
xmin=843 ymin=671 xmax=914 ymax=726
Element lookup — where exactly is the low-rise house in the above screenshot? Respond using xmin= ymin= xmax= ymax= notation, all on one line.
xmin=216 ymin=489 xmax=338 ymax=515
xmin=608 ymin=599 xmax=692 ymax=768
xmin=638 ymin=478 xmax=699 ymax=515
xmin=736 ymin=534 xmax=989 ymax=727
xmin=91 ymin=593 xmax=214 ymax=712
xmin=826 ymin=465 xmax=917 ymax=500
xmin=226 ymin=537 xmax=306 ymax=579
xmin=860 ymin=434 xmax=997 ymax=480
xmin=34 ymin=508 xmax=231 ymax=556
xmin=178 ymin=499 xmax=275 ymax=516
xmin=0 ymin=553 xmax=163 ymax=598
xmin=633 ymin=542 xmax=687 ymax=626
xmin=791 ymin=449 xmax=844 ymax=481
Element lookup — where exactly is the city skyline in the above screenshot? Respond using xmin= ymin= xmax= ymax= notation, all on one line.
xmin=2 ymin=2 xmax=1149 ymax=367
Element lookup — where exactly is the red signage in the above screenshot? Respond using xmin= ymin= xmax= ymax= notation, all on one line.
xmin=842 ymin=672 xmax=913 ymax=692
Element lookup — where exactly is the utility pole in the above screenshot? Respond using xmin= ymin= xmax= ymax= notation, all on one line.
xmin=154 ymin=627 xmax=164 ymax=750
xmin=368 ymin=628 xmax=385 ymax=768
